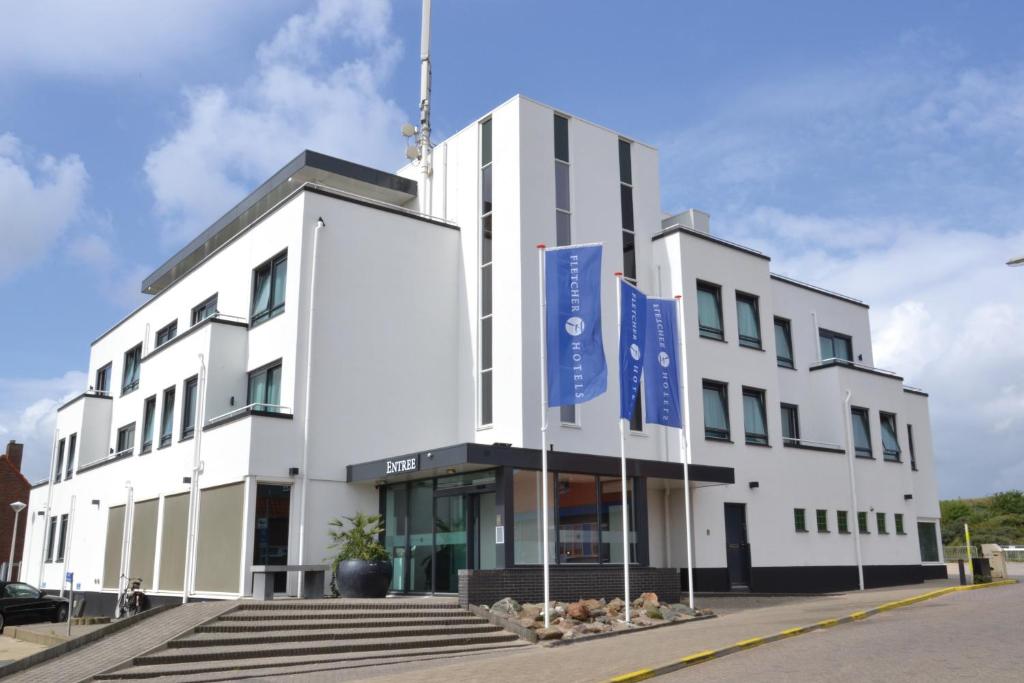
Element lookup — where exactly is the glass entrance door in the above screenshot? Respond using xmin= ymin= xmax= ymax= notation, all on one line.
xmin=433 ymin=494 xmax=467 ymax=593
xmin=253 ymin=484 xmax=290 ymax=593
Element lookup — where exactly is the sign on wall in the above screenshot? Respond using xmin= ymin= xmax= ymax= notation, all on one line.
xmin=383 ymin=455 xmax=419 ymax=476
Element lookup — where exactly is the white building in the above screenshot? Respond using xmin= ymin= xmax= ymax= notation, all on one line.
xmin=23 ymin=95 xmax=944 ymax=612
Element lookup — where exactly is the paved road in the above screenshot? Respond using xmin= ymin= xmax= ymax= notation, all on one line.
xmin=663 ymin=581 xmax=1024 ymax=682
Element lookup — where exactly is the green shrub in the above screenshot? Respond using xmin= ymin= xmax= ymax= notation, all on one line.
xmin=327 ymin=513 xmax=389 ymax=570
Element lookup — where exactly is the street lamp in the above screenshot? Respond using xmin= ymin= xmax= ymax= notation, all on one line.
xmin=8 ymin=501 xmax=26 ymax=581
xmin=1007 ymin=256 xmax=1024 ymax=267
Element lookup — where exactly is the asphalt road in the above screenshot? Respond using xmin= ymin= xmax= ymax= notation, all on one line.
xmin=663 ymin=581 xmax=1024 ymax=682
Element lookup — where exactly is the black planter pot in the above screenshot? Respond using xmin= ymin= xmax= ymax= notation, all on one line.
xmin=335 ymin=559 xmax=393 ymax=598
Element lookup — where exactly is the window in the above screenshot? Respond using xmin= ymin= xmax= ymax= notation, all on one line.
xmin=160 ymin=387 xmax=175 ymax=447
xmin=121 ymin=343 xmax=142 ymax=395
xmin=46 ymin=516 xmax=57 ymax=562
xmin=774 ymin=317 xmax=794 ymax=368
xmin=54 ymin=438 xmax=65 ymax=483
xmin=697 ymin=282 xmax=724 ymax=340
xmin=816 ymin=509 xmax=829 ymax=533
xmin=247 ymin=362 xmax=282 ymax=412
xmin=155 ymin=320 xmax=178 ymax=348
xmin=907 ymin=424 xmax=918 ymax=471
xmin=618 ymin=139 xmax=636 ymax=283
xmin=191 ymin=294 xmax=218 ymax=326
xmin=479 ymin=118 xmax=494 ymax=427
xmin=895 ymin=513 xmax=905 ymax=535
xmin=880 ymin=412 xmax=901 ymax=461
xmin=95 ymin=362 xmax=111 ymax=394
xmin=781 ymin=403 xmax=800 ymax=442
xmin=555 ymin=114 xmax=575 ymax=427
xmin=794 ymin=508 xmax=807 ymax=532
xmin=735 ymin=293 xmax=762 ymax=349
xmin=819 ymin=329 xmax=853 ymax=361
xmin=918 ymin=522 xmax=939 ymax=562
xmin=851 ymin=407 xmax=872 ymax=457
xmin=2 ymin=583 xmax=37 ymax=598
xmin=703 ymin=381 xmax=730 ymax=441
xmin=181 ymin=376 xmax=198 ymax=439
xmin=141 ymin=396 xmax=157 ymax=453
xmin=877 ymin=512 xmax=888 ymax=534
xmin=65 ymin=434 xmax=76 ymax=480
xmin=742 ymin=388 xmax=768 ymax=445
xmin=56 ymin=514 xmax=68 ymax=561
xmin=858 ymin=511 xmax=869 ymax=534
xmin=629 ymin=392 xmax=643 ymax=433
xmin=116 ymin=423 xmax=136 ymax=456
xmin=837 ymin=510 xmax=850 ymax=534
xmin=251 ymin=251 xmax=288 ymax=325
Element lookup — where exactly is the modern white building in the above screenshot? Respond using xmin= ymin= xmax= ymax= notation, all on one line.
xmin=23 ymin=95 xmax=944 ymax=612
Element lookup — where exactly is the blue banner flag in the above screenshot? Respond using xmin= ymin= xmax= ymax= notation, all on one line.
xmin=618 ymin=280 xmax=647 ymax=420
xmin=545 ymin=244 xmax=607 ymax=406
xmin=644 ymin=298 xmax=683 ymax=427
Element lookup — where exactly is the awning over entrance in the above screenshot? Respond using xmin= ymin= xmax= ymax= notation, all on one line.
xmin=346 ymin=442 xmax=734 ymax=485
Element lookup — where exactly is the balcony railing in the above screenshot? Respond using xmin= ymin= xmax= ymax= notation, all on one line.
xmin=809 ymin=357 xmax=903 ymax=380
xmin=783 ymin=436 xmax=845 ymax=453
xmin=207 ymin=403 xmax=293 ymax=426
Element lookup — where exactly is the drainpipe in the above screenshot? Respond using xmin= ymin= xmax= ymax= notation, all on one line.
xmin=843 ymin=390 xmax=865 ymax=591
xmin=182 ymin=353 xmax=207 ymax=603
xmin=38 ymin=429 xmax=58 ymax=587
xmin=118 ymin=481 xmax=134 ymax=615
xmin=297 ymin=217 xmax=325 ymax=597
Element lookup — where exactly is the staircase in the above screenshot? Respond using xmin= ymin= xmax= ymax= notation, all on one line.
xmin=94 ymin=598 xmax=529 ymax=681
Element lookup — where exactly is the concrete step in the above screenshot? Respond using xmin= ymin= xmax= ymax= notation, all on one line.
xmin=233 ymin=598 xmax=459 ymax=612
xmin=172 ymin=622 xmax=501 ymax=648
xmin=135 ymin=631 xmax=520 ymax=666
xmin=197 ymin=615 xmax=487 ymax=632
xmin=96 ymin=640 xmax=532 ymax=680
xmin=218 ymin=608 xmax=469 ymax=621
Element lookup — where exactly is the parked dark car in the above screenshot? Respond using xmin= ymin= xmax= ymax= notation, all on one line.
xmin=0 ymin=581 xmax=69 ymax=631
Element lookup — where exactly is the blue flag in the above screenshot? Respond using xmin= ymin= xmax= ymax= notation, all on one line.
xmin=545 ymin=244 xmax=607 ymax=406
xmin=618 ymin=280 xmax=647 ymax=420
xmin=644 ymin=298 xmax=683 ymax=427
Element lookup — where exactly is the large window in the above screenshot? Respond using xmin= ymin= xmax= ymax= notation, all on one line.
xmin=141 ymin=396 xmax=157 ymax=453
xmin=479 ymin=118 xmax=493 ymax=427
xmin=116 ymin=422 xmax=136 ymax=456
xmin=555 ymin=114 xmax=576 ymax=426
xmin=248 ymin=361 xmax=282 ymax=412
xmin=46 ymin=516 xmax=57 ymax=562
xmin=155 ymin=320 xmax=178 ymax=348
xmin=908 ymin=424 xmax=918 ymax=471
xmin=191 ymin=294 xmax=218 ymax=326
xmin=774 ymin=317 xmax=794 ymax=368
xmin=181 ymin=376 xmax=198 ymax=439
xmin=56 ymin=514 xmax=68 ymax=562
xmin=703 ymin=380 xmax=730 ymax=441
xmin=65 ymin=434 xmax=76 ymax=480
xmin=513 ymin=469 xmax=554 ymax=565
xmin=918 ymin=522 xmax=939 ymax=562
xmin=819 ymin=329 xmax=853 ymax=361
xmin=880 ymin=412 xmax=901 ymax=461
xmin=251 ymin=252 xmax=287 ymax=325
xmin=735 ymin=292 xmax=762 ymax=349
xmin=697 ymin=282 xmax=724 ymax=341
xmin=95 ymin=362 xmax=111 ymax=394
xmin=160 ymin=387 xmax=175 ymax=447
xmin=54 ymin=438 xmax=65 ymax=483
xmin=742 ymin=388 xmax=768 ymax=445
xmin=558 ymin=473 xmax=599 ymax=563
xmin=121 ymin=343 xmax=142 ymax=395
xmin=619 ymin=139 xmax=636 ymax=283
xmin=781 ymin=403 xmax=800 ymax=442
xmin=851 ymin=407 xmax=872 ymax=457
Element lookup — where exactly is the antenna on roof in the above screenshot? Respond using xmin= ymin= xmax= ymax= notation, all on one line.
xmin=401 ymin=0 xmax=434 ymax=215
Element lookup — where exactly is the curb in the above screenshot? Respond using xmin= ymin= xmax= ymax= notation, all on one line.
xmin=607 ymin=579 xmax=1018 ymax=682
xmin=6 ymin=627 xmax=69 ymax=647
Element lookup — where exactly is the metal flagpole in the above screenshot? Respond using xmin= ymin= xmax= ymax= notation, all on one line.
xmin=675 ymin=296 xmax=695 ymax=610
xmin=536 ymin=244 xmax=551 ymax=628
xmin=615 ymin=273 xmax=631 ymax=625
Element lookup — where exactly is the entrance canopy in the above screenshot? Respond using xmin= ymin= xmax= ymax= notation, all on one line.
xmin=346 ymin=442 xmax=734 ymax=485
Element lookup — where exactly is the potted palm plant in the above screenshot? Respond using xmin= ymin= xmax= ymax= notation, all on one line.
xmin=328 ymin=513 xmax=393 ymax=598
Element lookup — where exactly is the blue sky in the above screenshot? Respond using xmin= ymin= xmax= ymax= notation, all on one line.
xmin=2 ymin=1 xmax=1022 ymax=497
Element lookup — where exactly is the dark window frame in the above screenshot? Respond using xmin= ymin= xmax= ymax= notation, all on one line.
xmin=246 ymin=360 xmax=283 ymax=412
xmin=908 ymin=424 xmax=918 ymax=471
xmin=121 ymin=343 xmax=142 ymax=396
xmin=56 ymin=514 xmax=69 ymax=562
xmin=116 ymin=422 xmax=136 ymax=456
xmin=837 ymin=510 xmax=850 ymax=534
xmin=735 ymin=291 xmax=763 ymax=349
xmin=696 ymin=281 xmax=725 ymax=341
xmin=155 ymin=320 xmax=178 ymax=348
xmin=794 ymin=508 xmax=807 ymax=532
xmin=819 ymin=328 xmax=853 ymax=362
xmin=877 ymin=512 xmax=888 ymax=534
xmin=774 ymin=317 xmax=794 ymax=368
xmin=141 ymin=395 xmax=157 ymax=453
xmin=95 ymin=362 xmax=112 ymax=394
xmin=781 ymin=403 xmax=800 ymax=442
xmin=159 ymin=386 xmax=175 ymax=448
xmin=816 ymin=509 xmax=829 ymax=533
xmin=54 ymin=438 xmax=65 ymax=483
xmin=250 ymin=251 xmax=288 ymax=326
xmin=742 ymin=386 xmax=768 ymax=446
xmin=479 ymin=118 xmax=494 ymax=427
xmin=181 ymin=375 xmax=199 ymax=440
xmin=65 ymin=433 xmax=76 ymax=479
xmin=46 ymin=516 xmax=57 ymax=562
xmin=880 ymin=411 xmax=902 ymax=461
xmin=858 ymin=511 xmax=870 ymax=534
xmin=618 ymin=139 xmax=636 ymax=283
xmin=191 ymin=294 xmax=218 ymax=326
xmin=851 ymin=407 xmax=873 ymax=458
xmin=702 ymin=380 xmax=731 ymax=441
xmin=895 ymin=513 xmax=905 ymax=535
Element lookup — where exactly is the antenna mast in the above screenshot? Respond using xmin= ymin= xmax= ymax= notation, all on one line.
xmin=418 ymin=0 xmax=433 ymax=215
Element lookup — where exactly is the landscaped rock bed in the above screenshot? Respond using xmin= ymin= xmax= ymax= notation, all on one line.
xmin=485 ymin=592 xmax=713 ymax=642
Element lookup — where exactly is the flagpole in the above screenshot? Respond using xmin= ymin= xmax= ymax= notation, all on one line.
xmin=615 ymin=273 xmax=631 ymax=625
xmin=536 ymin=244 xmax=552 ymax=628
xmin=675 ymin=295 xmax=695 ymax=610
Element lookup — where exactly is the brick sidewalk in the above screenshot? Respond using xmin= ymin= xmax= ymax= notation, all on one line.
xmin=3 ymin=600 xmax=239 ymax=683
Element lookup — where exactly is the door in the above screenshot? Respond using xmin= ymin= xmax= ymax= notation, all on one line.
xmin=724 ymin=503 xmax=751 ymax=588
xmin=472 ymin=492 xmax=498 ymax=571
xmin=253 ymin=484 xmax=291 ymax=593
xmin=433 ymin=494 xmax=467 ymax=593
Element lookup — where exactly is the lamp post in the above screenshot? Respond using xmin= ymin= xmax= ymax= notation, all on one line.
xmin=1007 ymin=256 xmax=1024 ymax=267
xmin=8 ymin=501 xmax=26 ymax=581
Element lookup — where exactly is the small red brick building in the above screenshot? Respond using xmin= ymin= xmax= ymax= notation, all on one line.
xmin=0 ymin=441 xmax=30 ymax=581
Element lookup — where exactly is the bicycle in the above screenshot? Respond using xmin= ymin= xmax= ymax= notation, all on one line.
xmin=114 ymin=576 xmax=146 ymax=619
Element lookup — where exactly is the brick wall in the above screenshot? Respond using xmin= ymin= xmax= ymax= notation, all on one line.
xmin=0 ymin=441 xmax=30 ymax=580
xmin=459 ymin=566 xmax=680 ymax=607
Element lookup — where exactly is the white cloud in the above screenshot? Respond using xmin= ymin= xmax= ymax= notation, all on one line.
xmin=0 ymin=372 xmax=86 ymax=482
xmin=0 ymin=134 xmax=88 ymax=282
xmin=145 ymin=0 xmax=406 ymax=246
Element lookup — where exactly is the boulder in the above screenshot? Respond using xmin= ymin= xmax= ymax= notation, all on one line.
xmin=646 ymin=605 xmax=664 ymax=619
xmin=520 ymin=604 xmax=542 ymax=621
xmin=639 ymin=591 xmax=659 ymax=604
xmin=566 ymin=601 xmax=590 ymax=621
xmin=490 ymin=597 xmax=520 ymax=618
xmin=608 ymin=597 xmax=625 ymax=613
xmin=582 ymin=598 xmax=604 ymax=611
xmin=537 ymin=626 xmax=564 ymax=641
xmin=589 ymin=607 xmax=607 ymax=618
xmin=517 ymin=617 xmax=537 ymax=629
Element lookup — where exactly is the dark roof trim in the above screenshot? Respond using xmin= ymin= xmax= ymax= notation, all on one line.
xmin=203 ymin=408 xmax=294 ymax=432
xmin=903 ymin=387 xmax=930 ymax=397
xmin=31 ymin=479 xmax=49 ymax=489
xmin=141 ymin=316 xmax=248 ymax=364
xmin=809 ymin=358 xmax=904 ymax=382
xmin=770 ymin=274 xmax=869 ymax=309
xmin=304 ymin=184 xmax=458 ymax=231
xmin=76 ymin=450 xmax=134 ymax=475
xmin=346 ymin=442 xmax=735 ymax=485
xmin=653 ymin=226 xmax=771 ymax=262
xmin=57 ymin=391 xmax=113 ymax=413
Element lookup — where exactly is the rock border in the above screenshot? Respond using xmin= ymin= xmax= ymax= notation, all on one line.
xmin=542 ymin=612 xmax=716 ymax=647
xmin=465 ymin=604 xmax=539 ymax=643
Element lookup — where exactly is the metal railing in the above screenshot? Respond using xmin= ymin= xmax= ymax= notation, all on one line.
xmin=207 ymin=403 xmax=293 ymax=424
xmin=945 ymin=545 xmax=1024 ymax=562
xmin=783 ymin=436 xmax=845 ymax=450
xmin=810 ymin=357 xmax=902 ymax=378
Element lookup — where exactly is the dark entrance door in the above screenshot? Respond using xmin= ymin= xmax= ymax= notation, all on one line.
xmin=724 ymin=503 xmax=751 ymax=588
xmin=253 ymin=484 xmax=291 ymax=593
